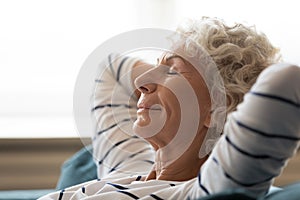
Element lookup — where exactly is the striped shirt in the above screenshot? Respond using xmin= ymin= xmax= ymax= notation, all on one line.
xmin=39 ymin=55 xmax=300 ymax=200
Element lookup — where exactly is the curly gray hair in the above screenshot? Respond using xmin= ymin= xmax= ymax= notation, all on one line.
xmin=177 ymin=17 xmax=281 ymax=114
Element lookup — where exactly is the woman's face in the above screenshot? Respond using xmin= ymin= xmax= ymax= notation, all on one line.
xmin=133 ymin=52 xmax=211 ymax=149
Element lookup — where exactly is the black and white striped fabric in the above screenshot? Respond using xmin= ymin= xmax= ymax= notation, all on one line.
xmin=39 ymin=56 xmax=300 ymax=200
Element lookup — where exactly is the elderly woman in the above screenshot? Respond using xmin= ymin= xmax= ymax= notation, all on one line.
xmin=40 ymin=17 xmax=300 ymax=199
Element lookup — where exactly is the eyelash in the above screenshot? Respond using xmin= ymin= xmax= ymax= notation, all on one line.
xmin=156 ymin=57 xmax=180 ymax=75
xmin=167 ymin=68 xmax=178 ymax=75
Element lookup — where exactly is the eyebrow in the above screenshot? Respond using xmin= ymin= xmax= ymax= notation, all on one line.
xmin=165 ymin=54 xmax=184 ymax=62
xmin=165 ymin=54 xmax=192 ymax=69
xmin=156 ymin=53 xmax=189 ymax=67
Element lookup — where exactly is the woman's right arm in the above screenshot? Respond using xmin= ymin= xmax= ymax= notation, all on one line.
xmin=189 ymin=63 xmax=300 ymax=198
xmin=92 ymin=53 xmax=155 ymax=178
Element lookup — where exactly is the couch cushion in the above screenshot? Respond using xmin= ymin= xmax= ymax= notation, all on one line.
xmin=0 ymin=189 xmax=54 ymax=200
xmin=262 ymin=182 xmax=300 ymax=200
xmin=56 ymin=145 xmax=97 ymax=190
xmin=197 ymin=189 xmax=256 ymax=200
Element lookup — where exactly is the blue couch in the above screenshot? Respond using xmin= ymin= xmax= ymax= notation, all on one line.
xmin=0 ymin=145 xmax=97 ymax=200
xmin=0 ymin=145 xmax=299 ymax=200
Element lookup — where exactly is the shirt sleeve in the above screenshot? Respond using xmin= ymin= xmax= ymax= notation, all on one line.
xmin=189 ymin=63 xmax=300 ymax=198
xmin=92 ymin=53 xmax=155 ymax=179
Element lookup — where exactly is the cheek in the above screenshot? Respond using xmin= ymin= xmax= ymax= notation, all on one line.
xmin=192 ymin=79 xmax=211 ymax=114
xmin=133 ymin=105 xmax=168 ymax=139
xmin=163 ymin=75 xmax=209 ymax=131
xmin=159 ymin=90 xmax=180 ymax=119
xmin=159 ymin=91 xmax=181 ymax=137
xmin=156 ymin=81 xmax=185 ymax=142
xmin=189 ymin=76 xmax=211 ymax=130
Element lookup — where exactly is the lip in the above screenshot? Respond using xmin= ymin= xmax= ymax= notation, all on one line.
xmin=137 ymin=107 xmax=161 ymax=116
xmin=136 ymin=108 xmax=148 ymax=114
xmin=137 ymin=103 xmax=161 ymax=111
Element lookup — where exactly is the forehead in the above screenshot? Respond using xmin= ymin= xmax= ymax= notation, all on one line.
xmin=158 ymin=52 xmax=186 ymax=65
xmin=159 ymin=52 xmax=195 ymax=70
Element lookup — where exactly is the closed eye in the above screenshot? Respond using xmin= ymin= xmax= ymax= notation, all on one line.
xmin=167 ymin=68 xmax=178 ymax=75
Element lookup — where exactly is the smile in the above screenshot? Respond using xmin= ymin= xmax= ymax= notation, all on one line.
xmin=137 ymin=100 xmax=161 ymax=108
xmin=137 ymin=104 xmax=162 ymax=113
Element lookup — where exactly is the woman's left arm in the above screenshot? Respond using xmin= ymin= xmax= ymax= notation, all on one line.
xmin=189 ymin=63 xmax=300 ymax=198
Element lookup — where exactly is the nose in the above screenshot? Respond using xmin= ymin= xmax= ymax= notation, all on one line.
xmin=138 ymin=83 xmax=157 ymax=94
xmin=134 ymin=68 xmax=159 ymax=94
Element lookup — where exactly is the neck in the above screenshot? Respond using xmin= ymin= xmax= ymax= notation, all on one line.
xmin=157 ymin=156 xmax=207 ymax=181
xmin=145 ymin=134 xmax=208 ymax=181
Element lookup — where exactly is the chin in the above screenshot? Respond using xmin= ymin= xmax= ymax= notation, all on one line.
xmin=133 ymin=120 xmax=156 ymax=139
xmin=133 ymin=115 xmax=155 ymax=136
xmin=133 ymin=112 xmax=167 ymax=139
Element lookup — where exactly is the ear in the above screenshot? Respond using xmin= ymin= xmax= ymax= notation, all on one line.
xmin=204 ymin=111 xmax=211 ymax=128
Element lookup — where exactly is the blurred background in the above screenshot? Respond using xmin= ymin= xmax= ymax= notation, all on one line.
xmin=0 ymin=0 xmax=299 ymax=190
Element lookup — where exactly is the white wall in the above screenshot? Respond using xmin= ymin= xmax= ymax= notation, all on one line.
xmin=0 ymin=0 xmax=299 ymax=137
